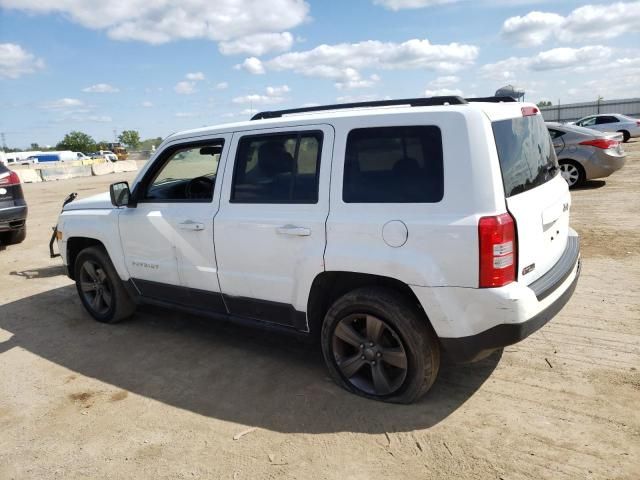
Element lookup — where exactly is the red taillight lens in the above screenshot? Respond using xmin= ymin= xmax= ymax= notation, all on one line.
xmin=579 ymin=138 xmax=618 ymax=149
xmin=636 ymin=121 xmax=640 ymax=126
xmin=521 ymin=106 xmax=539 ymax=116
xmin=0 ymin=171 xmax=21 ymax=186
xmin=479 ymin=213 xmax=516 ymax=288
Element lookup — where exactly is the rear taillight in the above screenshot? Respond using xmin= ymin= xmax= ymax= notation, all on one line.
xmin=479 ymin=213 xmax=516 ymax=288
xmin=579 ymin=139 xmax=619 ymax=150
xmin=521 ymin=106 xmax=539 ymax=116
xmin=0 ymin=171 xmax=21 ymax=186
xmin=636 ymin=121 xmax=640 ymax=126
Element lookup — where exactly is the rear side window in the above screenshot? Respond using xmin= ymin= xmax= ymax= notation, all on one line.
xmin=492 ymin=115 xmax=559 ymax=198
xmin=343 ymin=126 xmax=444 ymax=203
xmin=231 ymin=131 xmax=322 ymax=204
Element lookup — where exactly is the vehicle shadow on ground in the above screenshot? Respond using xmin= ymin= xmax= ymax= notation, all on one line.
xmin=573 ymin=180 xmax=606 ymax=191
xmin=9 ymin=265 xmax=67 ymax=279
xmin=0 ymin=285 xmax=501 ymax=434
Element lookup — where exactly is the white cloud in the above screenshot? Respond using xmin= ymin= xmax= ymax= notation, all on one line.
xmin=0 ymin=43 xmax=44 ymax=79
xmin=481 ymin=46 xmax=612 ymax=81
xmin=41 ymin=98 xmax=85 ymax=109
xmin=219 ymin=32 xmax=294 ymax=56
xmin=82 ymin=83 xmax=119 ymax=93
xmin=428 ymin=75 xmax=460 ymax=88
xmin=241 ymin=38 xmax=478 ymax=90
xmin=185 ymin=72 xmax=205 ymax=81
xmin=86 ymin=115 xmax=112 ymax=122
xmin=175 ymin=112 xmax=198 ymax=118
xmin=335 ymin=71 xmax=380 ymax=90
xmin=238 ymin=57 xmax=266 ymax=74
xmin=141 ymin=101 xmax=154 ymax=107
xmin=373 ymin=0 xmax=457 ymax=10
xmin=424 ymin=87 xmax=463 ymax=97
xmin=0 ymin=0 xmax=310 ymax=52
xmin=233 ymin=85 xmax=290 ymax=104
xmin=215 ymin=82 xmax=229 ymax=90
xmin=502 ymin=2 xmax=640 ymax=47
xmin=265 ymin=85 xmax=290 ymax=96
xmin=501 ymin=11 xmax=564 ymax=47
xmin=174 ymin=81 xmax=196 ymax=95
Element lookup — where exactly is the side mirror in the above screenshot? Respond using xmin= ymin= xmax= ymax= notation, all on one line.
xmin=110 ymin=181 xmax=132 ymax=207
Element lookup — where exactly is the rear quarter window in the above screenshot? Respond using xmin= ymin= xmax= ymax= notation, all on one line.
xmin=343 ymin=126 xmax=444 ymax=203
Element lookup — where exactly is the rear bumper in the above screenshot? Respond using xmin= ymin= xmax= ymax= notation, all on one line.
xmin=0 ymin=205 xmax=27 ymax=231
xmin=411 ymin=230 xmax=581 ymax=363
xmin=583 ymin=151 xmax=626 ymax=180
xmin=440 ymin=259 xmax=580 ymax=362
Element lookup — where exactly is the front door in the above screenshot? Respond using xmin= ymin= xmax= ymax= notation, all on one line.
xmin=214 ymin=125 xmax=333 ymax=329
xmin=119 ymin=136 xmax=230 ymax=312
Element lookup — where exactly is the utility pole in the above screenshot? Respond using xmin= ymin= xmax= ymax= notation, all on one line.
xmin=557 ymin=98 xmax=561 ymax=122
xmin=1 ymin=132 xmax=6 ymax=152
xmin=113 ymin=128 xmax=118 ymax=143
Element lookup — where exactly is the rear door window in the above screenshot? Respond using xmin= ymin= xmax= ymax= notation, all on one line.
xmin=231 ymin=131 xmax=322 ymax=204
xmin=596 ymin=116 xmax=618 ymax=124
xmin=343 ymin=126 xmax=443 ymax=203
xmin=492 ymin=115 xmax=559 ymax=197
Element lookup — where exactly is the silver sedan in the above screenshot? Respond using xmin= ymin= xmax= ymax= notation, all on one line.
xmin=546 ymin=122 xmax=627 ymax=188
xmin=570 ymin=114 xmax=640 ymax=142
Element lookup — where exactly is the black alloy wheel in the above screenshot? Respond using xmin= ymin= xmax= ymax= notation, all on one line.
xmin=78 ymin=258 xmax=114 ymax=316
xmin=332 ymin=313 xmax=408 ymax=396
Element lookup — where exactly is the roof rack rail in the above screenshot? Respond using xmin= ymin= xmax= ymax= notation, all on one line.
xmin=466 ymin=96 xmax=517 ymax=103
xmin=251 ymin=96 xmax=468 ymax=120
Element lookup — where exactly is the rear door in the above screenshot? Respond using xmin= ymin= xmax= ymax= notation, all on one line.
xmin=214 ymin=125 xmax=333 ymax=330
xmin=548 ymin=128 xmax=566 ymax=155
xmin=492 ymin=111 xmax=571 ymax=285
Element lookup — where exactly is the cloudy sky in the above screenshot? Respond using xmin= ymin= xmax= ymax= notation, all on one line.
xmin=1 ymin=0 xmax=639 ymax=147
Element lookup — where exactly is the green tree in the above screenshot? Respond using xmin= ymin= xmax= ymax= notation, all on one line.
xmin=30 ymin=143 xmax=40 ymax=150
xmin=139 ymin=136 xmax=164 ymax=151
xmin=56 ymin=131 xmax=96 ymax=152
xmin=118 ymin=130 xmax=141 ymax=150
xmin=536 ymin=100 xmax=552 ymax=108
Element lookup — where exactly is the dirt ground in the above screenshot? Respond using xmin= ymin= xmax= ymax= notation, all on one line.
xmin=1 ymin=142 xmax=639 ymax=480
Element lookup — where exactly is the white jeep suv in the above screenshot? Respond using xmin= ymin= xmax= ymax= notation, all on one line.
xmin=53 ymin=96 xmax=580 ymax=403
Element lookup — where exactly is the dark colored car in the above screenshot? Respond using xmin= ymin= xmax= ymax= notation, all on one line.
xmin=0 ymin=164 xmax=27 ymax=246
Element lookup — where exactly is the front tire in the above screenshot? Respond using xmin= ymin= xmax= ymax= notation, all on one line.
xmin=74 ymin=246 xmax=136 ymax=323
xmin=321 ymin=287 xmax=440 ymax=404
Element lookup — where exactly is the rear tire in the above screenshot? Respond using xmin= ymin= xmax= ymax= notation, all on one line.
xmin=74 ymin=246 xmax=136 ymax=323
xmin=1 ymin=227 xmax=26 ymax=245
xmin=559 ymin=160 xmax=585 ymax=188
xmin=321 ymin=287 xmax=440 ymax=404
xmin=618 ymin=130 xmax=630 ymax=143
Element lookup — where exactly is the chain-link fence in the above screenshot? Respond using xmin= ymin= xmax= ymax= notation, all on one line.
xmin=539 ymin=98 xmax=640 ymax=122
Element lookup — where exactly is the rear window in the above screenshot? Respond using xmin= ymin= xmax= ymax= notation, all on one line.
xmin=492 ymin=115 xmax=558 ymax=197
xmin=343 ymin=126 xmax=443 ymax=203
xmin=0 ymin=163 xmax=8 ymax=174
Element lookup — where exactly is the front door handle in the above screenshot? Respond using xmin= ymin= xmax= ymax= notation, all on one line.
xmin=276 ymin=225 xmax=311 ymax=236
xmin=179 ymin=220 xmax=205 ymax=231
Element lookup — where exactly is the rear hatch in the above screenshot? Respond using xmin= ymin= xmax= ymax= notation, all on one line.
xmin=492 ymin=109 xmax=571 ymax=285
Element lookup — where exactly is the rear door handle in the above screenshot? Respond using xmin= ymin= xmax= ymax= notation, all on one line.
xmin=178 ymin=220 xmax=205 ymax=231
xmin=276 ymin=225 xmax=311 ymax=236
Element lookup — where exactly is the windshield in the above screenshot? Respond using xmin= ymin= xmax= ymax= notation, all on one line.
xmin=492 ymin=114 xmax=559 ymax=197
